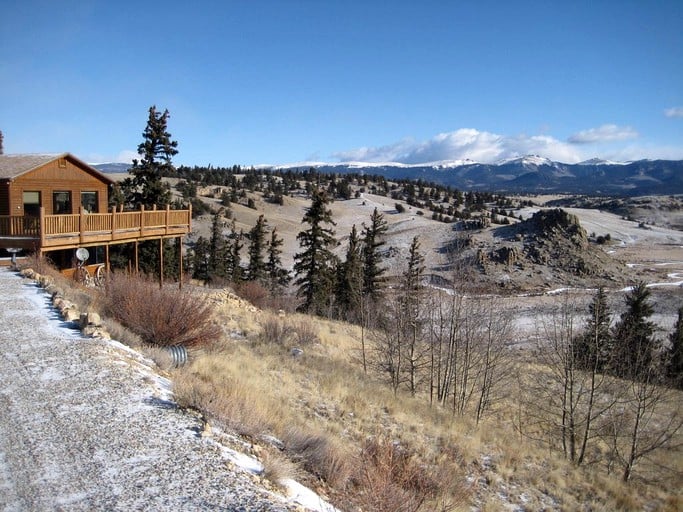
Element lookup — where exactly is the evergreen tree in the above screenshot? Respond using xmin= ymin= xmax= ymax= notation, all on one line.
xmin=293 ymin=189 xmax=338 ymax=315
xmin=246 ymin=214 xmax=268 ymax=282
xmin=0 ymin=130 xmax=4 ymax=155
xmin=667 ymin=307 xmax=683 ymax=388
xmin=265 ymin=227 xmax=290 ymax=291
xmin=402 ymin=236 xmax=425 ymax=298
xmin=361 ymin=207 xmax=388 ymax=299
xmin=122 ymin=106 xmax=178 ymax=208
xmin=400 ymin=236 xmax=426 ymax=395
xmin=611 ymin=282 xmax=657 ymax=379
xmin=208 ymin=211 xmax=226 ymax=279
xmin=335 ymin=224 xmax=363 ymax=321
xmin=191 ymin=236 xmax=211 ymax=282
xmin=225 ymin=221 xmax=244 ymax=283
xmin=573 ymin=287 xmax=612 ymax=371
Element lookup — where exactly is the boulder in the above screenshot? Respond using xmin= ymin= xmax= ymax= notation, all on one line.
xmin=79 ymin=311 xmax=102 ymax=328
xmin=62 ymin=307 xmax=81 ymax=323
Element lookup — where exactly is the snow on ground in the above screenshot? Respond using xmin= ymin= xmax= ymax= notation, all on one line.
xmin=0 ymin=268 xmax=337 ymax=512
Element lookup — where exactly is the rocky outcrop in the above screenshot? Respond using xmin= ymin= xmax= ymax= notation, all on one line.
xmin=489 ymin=246 xmax=521 ymax=266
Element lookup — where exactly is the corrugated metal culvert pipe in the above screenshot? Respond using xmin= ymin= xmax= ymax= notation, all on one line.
xmin=166 ymin=345 xmax=188 ymax=368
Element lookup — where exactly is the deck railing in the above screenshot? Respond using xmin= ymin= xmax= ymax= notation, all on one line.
xmin=0 ymin=205 xmax=191 ymax=250
xmin=0 ymin=215 xmax=41 ymax=237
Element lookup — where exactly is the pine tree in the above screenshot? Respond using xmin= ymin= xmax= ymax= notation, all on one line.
xmin=573 ymin=287 xmax=612 ymax=371
xmin=361 ymin=207 xmax=388 ymax=300
xmin=246 ymin=214 xmax=268 ymax=282
xmin=667 ymin=307 xmax=683 ymax=388
xmin=611 ymin=282 xmax=657 ymax=379
xmin=293 ymin=189 xmax=338 ymax=315
xmin=208 ymin=211 xmax=226 ymax=279
xmin=0 ymin=130 xmax=4 ymax=155
xmin=401 ymin=236 xmax=426 ymax=395
xmin=225 ymin=221 xmax=244 ymax=283
xmin=265 ymin=227 xmax=290 ymax=291
xmin=403 ymin=236 xmax=425 ymax=295
xmin=191 ymin=236 xmax=211 ymax=282
xmin=123 ymin=106 xmax=178 ymax=208
xmin=335 ymin=224 xmax=363 ymax=321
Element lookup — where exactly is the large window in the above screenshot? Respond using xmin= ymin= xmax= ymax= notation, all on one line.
xmin=53 ymin=191 xmax=72 ymax=214
xmin=23 ymin=191 xmax=41 ymax=216
xmin=81 ymin=191 xmax=98 ymax=213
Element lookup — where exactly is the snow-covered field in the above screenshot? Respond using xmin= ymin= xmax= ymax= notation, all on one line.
xmin=0 ymin=268 xmax=337 ymax=512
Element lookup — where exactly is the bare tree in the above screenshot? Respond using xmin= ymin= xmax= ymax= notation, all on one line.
xmin=424 ymin=285 xmax=513 ymax=420
xmin=372 ymin=292 xmax=408 ymax=395
xmin=522 ymin=293 xmax=616 ymax=465
xmin=601 ymin=351 xmax=683 ymax=482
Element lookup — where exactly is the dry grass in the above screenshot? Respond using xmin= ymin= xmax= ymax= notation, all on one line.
xmin=260 ymin=447 xmax=303 ymax=485
xmin=282 ymin=426 xmax=354 ymax=489
xmin=259 ymin=313 xmax=294 ymax=346
xmin=184 ymin=301 xmax=682 ymax=511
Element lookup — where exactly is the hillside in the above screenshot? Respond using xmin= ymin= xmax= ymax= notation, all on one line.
xmin=186 ymin=185 xmax=683 ymax=298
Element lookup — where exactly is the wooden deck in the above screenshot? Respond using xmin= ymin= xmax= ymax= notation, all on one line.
xmin=0 ymin=206 xmax=192 ymax=252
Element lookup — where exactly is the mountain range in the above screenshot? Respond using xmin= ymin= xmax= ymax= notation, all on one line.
xmin=94 ymin=157 xmax=683 ymax=196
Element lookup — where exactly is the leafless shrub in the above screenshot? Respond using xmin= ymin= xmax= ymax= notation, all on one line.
xmin=235 ymin=280 xmax=270 ymax=309
xmin=352 ymin=437 xmax=462 ymax=512
xmin=260 ymin=314 xmax=294 ymax=345
xmin=102 ymin=272 xmax=221 ymax=348
xmin=290 ymin=317 xmax=320 ymax=345
xmin=20 ymin=253 xmax=55 ymax=275
xmin=282 ymin=426 xmax=353 ymax=489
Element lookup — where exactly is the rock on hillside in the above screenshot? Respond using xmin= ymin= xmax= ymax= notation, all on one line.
xmin=470 ymin=208 xmax=626 ymax=290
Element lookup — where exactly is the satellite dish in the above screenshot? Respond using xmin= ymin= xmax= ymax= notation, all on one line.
xmin=76 ymin=248 xmax=90 ymax=262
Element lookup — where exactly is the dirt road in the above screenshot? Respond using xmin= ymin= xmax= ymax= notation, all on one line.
xmin=0 ymin=268 xmax=294 ymax=511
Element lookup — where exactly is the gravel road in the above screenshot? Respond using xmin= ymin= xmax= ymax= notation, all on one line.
xmin=0 ymin=268 xmax=296 ymax=511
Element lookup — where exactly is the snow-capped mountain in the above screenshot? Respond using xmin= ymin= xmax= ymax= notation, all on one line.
xmin=92 ymin=162 xmax=131 ymax=173
xmin=93 ymin=156 xmax=683 ymax=196
xmin=277 ymin=157 xmax=683 ymax=196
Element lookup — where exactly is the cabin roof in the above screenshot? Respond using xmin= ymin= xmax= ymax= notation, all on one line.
xmin=0 ymin=153 xmax=116 ymax=184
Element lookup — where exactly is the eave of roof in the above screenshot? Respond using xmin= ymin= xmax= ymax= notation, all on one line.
xmin=0 ymin=153 xmax=116 ymax=184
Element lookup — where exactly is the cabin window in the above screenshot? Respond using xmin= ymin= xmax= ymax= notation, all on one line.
xmin=58 ymin=158 xmax=67 ymax=168
xmin=53 ymin=191 xmax=72 ymax=214
xmin=81 ymin=191 xmax=98 ymax=213
xmin=23 ymin=191 xmax=41 ymax=216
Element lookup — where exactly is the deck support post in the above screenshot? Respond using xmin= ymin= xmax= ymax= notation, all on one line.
xmin=178 ymin=236 xmax=183 ymax=290
xmin=159 ymin=237 xmax=164 ymax=288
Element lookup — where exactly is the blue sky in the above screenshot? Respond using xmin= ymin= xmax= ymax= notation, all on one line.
xmin=2 ymin=0 xmax=682 ymax=166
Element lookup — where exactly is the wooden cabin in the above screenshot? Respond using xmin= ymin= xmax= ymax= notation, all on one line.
xmin=0 ymin=153 xmax=191 ymax=278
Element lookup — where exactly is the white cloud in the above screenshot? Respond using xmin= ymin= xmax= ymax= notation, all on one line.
xmin=333 ymin=128 xmax=583 ymax=164
xmin=115 ymin=150 xmax=140 ymax=163
xmin=84 ymin=149 xmax=139 ymax=164
xmin=664 ymin=106 xmax=683 ymax=118
xmin=604 ymin=144 xmax=683 ymax=162
xmin=568 ymin=124 xmax=638 ymax=144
